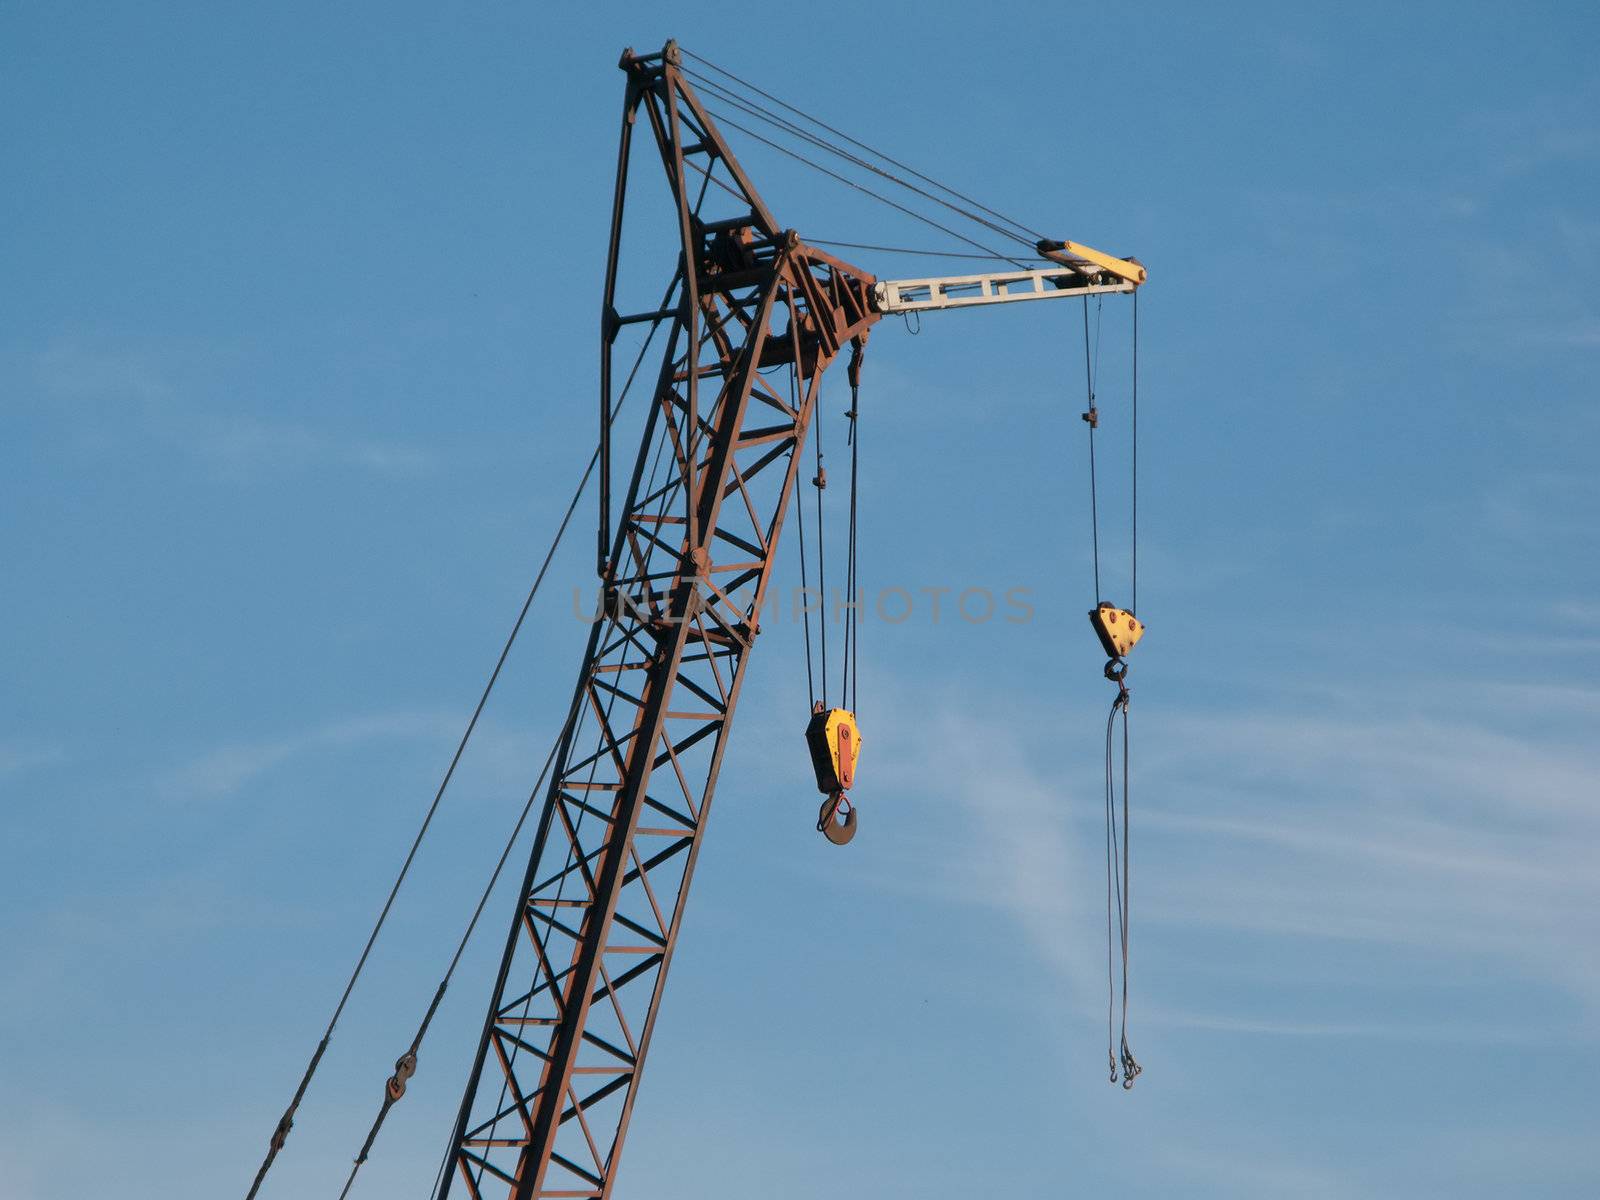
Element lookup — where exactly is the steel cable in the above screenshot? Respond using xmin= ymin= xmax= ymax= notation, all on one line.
xmin=814 ymin=375 xmax=829 ymax=707
xmin=458 ymin=672 xmax=624 ymax=1199
xmin=684 ymin=67 xmax=1039 ymax=256
xmin=676 ymin=113 xmax=1025 ymax=271
xmin=244 ymin=447 xmax=591 ymax=1200
xmin=1116 ymin=695 xmax=1139 ymax=1087
xmin=843 ymin=378 xmax=860 ymax=713
xmin=450 ymin=302 xmax=705 ymax=1196
xmin=1104 ymin=690 xmax=1122 ymax=1082
xmin=453 ymin=328 xmax=685 ymax=1200
xmin=808 ymin=239 xmax=1016 ymax=261
xmin=699 ymin=106 xmax=1031 ymax=268
xmin=1102 ymin=690 xmax=1138 ymax=1086
xmin=793 ymin=360 xmax=817 ymax=709
xmin=681 ymin=49 xmax=1046 ymax=244
xmin=1082 ymin=298 xmax=1101 ymax=603
xmin=244 ymin=291 xmax=667 ymax=1200
xmin=340 ymin=721 xmax=569 ymax=1200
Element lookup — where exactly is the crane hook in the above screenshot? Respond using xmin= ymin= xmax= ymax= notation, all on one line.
xmin=818 ymin=792 xmax=856 ymax=845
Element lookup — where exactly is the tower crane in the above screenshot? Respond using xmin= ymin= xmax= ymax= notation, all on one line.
xmin=245 ymin=38 xmax=1147 ymax=1200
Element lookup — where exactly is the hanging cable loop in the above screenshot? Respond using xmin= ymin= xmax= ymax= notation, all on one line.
xmin=1104 ymin=685 xmax=1138 ymax=1088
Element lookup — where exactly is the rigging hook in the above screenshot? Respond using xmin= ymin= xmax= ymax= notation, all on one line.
xmin=818 ymin=792 xmax=857 ymax=845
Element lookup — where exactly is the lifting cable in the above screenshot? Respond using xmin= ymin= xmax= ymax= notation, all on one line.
xmin=808 ymin=239 xmax=1018 ymax=263
xmin=677 ymin=155 xmax=1022 ymax=270
xmin=672 ymin=58 xmax=1043 ymax=276
xmin=683 ymin=68 xmax=1038 ymax=259
xmin=1079 ymin=292 xmax=1142 ymax=1088
xmin=796 ymin=350 xmax=865 ymax=717
xmin=814 ymin=373 xmax=829 ymax=705
xmin=700 ymin=106 xmax=1032 ymax=270
xmin=841 ymin=356 xmax=861 ymax=714
xmin=794 ymin=341 xmax=866 ymax=845
xmin=243 ymin=303 xmax=667 ymax=1200
xmin=678 ymin=53 xmax=1037 ymax=269
xmin=1083 ymin=298 xmax=1103 ymax=603
xmin=793 ymin=361 xmax=818 ymax=710
xmin=681 ymin=49 xmax=1046 ymax=246
xmin=675 ymin=154 xmax=1021 ymax=273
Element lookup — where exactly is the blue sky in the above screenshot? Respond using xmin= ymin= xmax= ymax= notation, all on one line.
xmin=4 ymin=3 xmax=1599 ymax=1197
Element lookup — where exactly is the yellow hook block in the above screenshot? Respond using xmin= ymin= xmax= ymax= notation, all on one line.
xmin=1090 ymin=603 xmax=1145 ymax=659
xmin=805 ymin=706 xmax=862 ymax=794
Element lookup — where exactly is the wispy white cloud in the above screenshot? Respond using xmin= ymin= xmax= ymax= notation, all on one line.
xmin=861 ymin=702 xmax=1106 ymax=1015
xmin=0 ymin=874 xmax=239 ymax=1031
xmin=187 ymin=412 xmax=436 ymax=480
xmin=1484 ymin=125 xmax=1600 ymax=181
xmin=156 ymin=707 xmax=550 ymax=810
xmin=861 ymin=675 xmax=1600 ymax=1044
xmin=1142 ymin=1006 xmax=1552 ymax=1044
xmin=0 ymin=741 xmax=66 ymax=778
xmin=1473 ymin=467 xmax=1600 ymax=553
xmin=1552 ymin=599 xmax=1600 ymax=629
xmin=26 ymin=336 xmax=438 ymax=479
xmin=160 ymin=711 xmax=460 ymax=802
xmin=35 ymin=338 xmax=172 ymax=405
xmin=349 ymin=442 xmax=437 ymax=474
xmin=1517 ymin=318 xmax=1600 ymax=348
xmin=1156 ymin=1145 xmax=1354 ymax=1200
xmin=1143 ymin=704 xmax=1600 ymax=1012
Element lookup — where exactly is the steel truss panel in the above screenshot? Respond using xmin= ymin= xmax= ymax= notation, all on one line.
xmin=437 ymin=43 xmax=877 ymax=1200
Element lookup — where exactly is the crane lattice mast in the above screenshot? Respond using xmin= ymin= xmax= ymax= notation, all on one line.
xmin=437 ymin=43 xmax=877 ymax=1199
